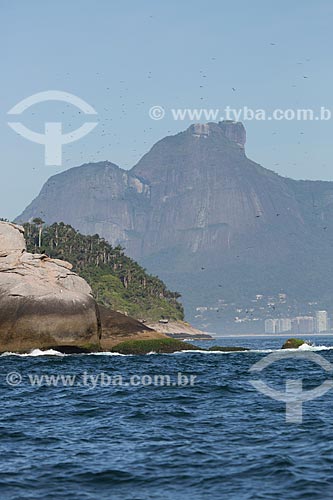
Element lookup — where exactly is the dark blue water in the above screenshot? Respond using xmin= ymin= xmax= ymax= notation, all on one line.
xmin=2 ymin=335 xmax=333 ymax=499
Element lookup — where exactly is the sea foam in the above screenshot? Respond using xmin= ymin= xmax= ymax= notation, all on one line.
xmin=1 ymin=348 xmax=65 ymax=357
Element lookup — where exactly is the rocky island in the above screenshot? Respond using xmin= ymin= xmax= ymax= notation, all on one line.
xmin=0 ymin=221 xmax=198 ymax=354
xmin=1 ymin=222 xmax=299 ymax=355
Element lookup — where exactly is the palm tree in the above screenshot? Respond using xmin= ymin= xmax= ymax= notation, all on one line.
xmin=32 ymin=218 xmax=45 ymax=248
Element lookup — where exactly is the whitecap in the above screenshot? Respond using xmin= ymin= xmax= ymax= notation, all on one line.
xmin=297 ymin=343 xmax=333 ymax=352
xmin=1 ymin=348 xmax=65 ymax=357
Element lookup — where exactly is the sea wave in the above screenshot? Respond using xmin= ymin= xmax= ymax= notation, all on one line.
xmin=88 ymin=352 xmax=128 ymax=356
xmin=170 ymin=345 xmax=333 ymax=355
xmin=2 ymin=344 xmax=333 ymax=358
xmin=294 ymin=343 xmax=333 ymax=352
xmin=0 ymin=348 xmax=65 ymax=357
xmin=0 ymin=350 xmax=129 ymax=357
xmin=179 ymin=349 xmax=244 ymax=354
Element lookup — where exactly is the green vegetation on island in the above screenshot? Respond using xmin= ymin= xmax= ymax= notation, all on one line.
xmin=23 ymin=220 xmax=184 ymax=322
xmin=281 ymin=338 xmax=306 ymax=349
xmin=110 ymin=338 xmax=198 ymax=355
xmin=110 ymin=339 xmax=257 ymax=354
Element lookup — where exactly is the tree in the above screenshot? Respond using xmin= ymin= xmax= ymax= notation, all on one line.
xmin=22 ymin=221 xmax=185 ymax=321
xmin=32 ymin=218 xmax=45 ymax=248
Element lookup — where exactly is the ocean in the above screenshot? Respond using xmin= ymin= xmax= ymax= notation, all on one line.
xmin=1 ymin=335 xmax=333 ymax=499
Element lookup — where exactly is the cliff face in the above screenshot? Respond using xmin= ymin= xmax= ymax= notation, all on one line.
xmin=20 ymin=161 xmax=150 ymax=250
xmin=16 ymin=121 xmax=333 ymax=325
xmin=130 ymin=121 xmax=307 ymax=263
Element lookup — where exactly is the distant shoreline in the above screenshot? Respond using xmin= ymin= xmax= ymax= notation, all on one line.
xmin=205 ymin=333 xmax=333 ymax=339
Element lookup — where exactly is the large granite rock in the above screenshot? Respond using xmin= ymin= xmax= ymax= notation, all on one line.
xmin=0 ymin=222 xmax=101 ymax=352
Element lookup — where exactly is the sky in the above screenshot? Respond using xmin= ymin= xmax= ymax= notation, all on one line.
xmin=1 ymin=0 xmax=333 ymax=220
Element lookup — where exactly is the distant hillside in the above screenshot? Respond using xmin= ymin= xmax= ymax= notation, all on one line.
xmin=23 ymin=221 xmax=184 ymax=322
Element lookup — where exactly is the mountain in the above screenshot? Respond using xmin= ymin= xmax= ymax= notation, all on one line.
xmin=16 ymin=121 xmax=333 ymax=332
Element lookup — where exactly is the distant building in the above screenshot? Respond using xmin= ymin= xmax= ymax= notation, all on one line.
xmin=265 ymin=318 xmax=291 ymax=334
xmin=265 ymin=319 xmax=276 ymax=334
xmin=277 ymin=318 xmax=291 ymax=333
xmin=315 ymin=310 xmax=328 ymax=333
xmin=292 ymin=316 xmax=315 ymax=334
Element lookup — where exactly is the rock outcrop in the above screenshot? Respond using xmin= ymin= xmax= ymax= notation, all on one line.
xmin=99 ymin=306 xmax=167 ymax=350
xmin=0 ymin=222 xmax=101 ymax=352
xmin=146 ymin=320 xmax=212 ymax=339
xmin=218 ymin=120 xmax=246 ymax=147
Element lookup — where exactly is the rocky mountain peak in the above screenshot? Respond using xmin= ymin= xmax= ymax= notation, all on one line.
xmin=218 ymin=121 xmax=246 ymax=147
xmin=187 ymin=121 xmax=246 ymax=147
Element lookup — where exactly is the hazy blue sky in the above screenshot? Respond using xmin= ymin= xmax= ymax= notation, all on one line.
xmin=1 ymin=0 xmax=333 ymax=220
